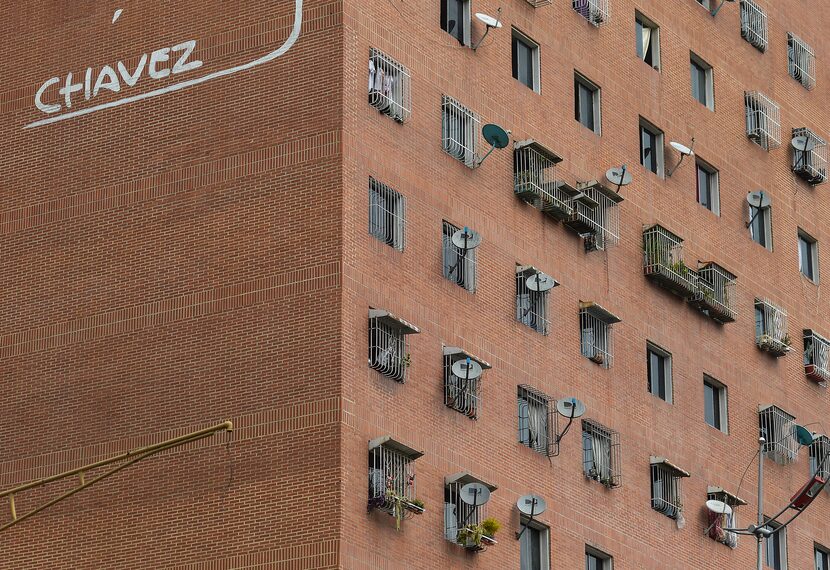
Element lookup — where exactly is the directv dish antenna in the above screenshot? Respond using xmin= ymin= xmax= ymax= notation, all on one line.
xmin=556 ymin=398 xmax=586 ymax=419
xmin=710 ymin=0 xmax=735 ymax=17
xmin=477 ymin=123 xmax=511 ymax=166
xmin=795 ymin=425 xmax=816 ymax=446
xmin=706 ymin=499 xmax=733 ymax=516
xmin=452 ymin=357 xmax=483 ymax=381
xmin=472 ymin=8 xmax=503 ymax=51
xmin=745 ymin=191 xmax=770 ymax=227
xmin=666 ymin=139 xmax=695 ymax=177
xmin=792 ymin=134 xmax=817 ymax=170
xmin=451 ymin=227 xmax=482 ymax=250
xmin=526 ymin=272 xmax=558 ymax=292
xmin=460 ymin=483 xmax=491 ymax=506
xmin=605 ymin=164 xmax=632 ymax=194
xmin=516 ymin=494 xmax=547 ymax=538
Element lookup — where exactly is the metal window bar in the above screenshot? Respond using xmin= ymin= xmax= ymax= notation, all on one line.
xmin=809 ymin=435 xmax=830 ymax=484
xmin=651 ymin=462 xmax=685 ymax=520
xmin=579 ymin=302 xmax=620 ymax=369
xmin=442 ymin=95 xmax=480 ymax=168
xmin=368 ymin=442 xmax=417 ymax=516
xmin=369 ymin=48 xmax=412 ymax=123
xmin=582 ymin=419 xmax=621 ymax=488
xmin=572 ymin=0 xmax=609 ymax=26
xmin=744 ymin=91 xmax=781 ymax=151
xmin=518 ymin=384 xmax=558 ymax=457
xmin=755 ymin=299 xmax=790 ymax=356
xmin=516 ymin=267 xmax=550 ymax=335
xmin=707 ymin=489 xmax=743 ymax=548
xmin=369 ymin=178 xmax=405 ymax=251
xmin=444 ymin=348 xmax=490 ymax=419
xmin=692 ymin=263 xmax=737 ymax=323
xmin=804 ymin=329 xmax=830 ymax=386
xmin=642 ymin=224 xmax=698 ymax=298
xmin=442 ymin=221 xmax=477 ymax=292
xmin=444 ymin=477 xmax=489 ymax=543
xmin=368 ymin=311 xmax=418 ymax=382
xmin=513 ymin=141 xmax=574 ymax=221
xmin=792 ymin=127 xmax=828 ymax=185
xmin=787 ymin=33 xmax=815 ymax=90
xmin=739 ymin=0 xmax=767 ymax=52
xmin=759 ymin=405 xmax=798 ymax=465
xmin=566 ymin=181 xmax=623 ymax=251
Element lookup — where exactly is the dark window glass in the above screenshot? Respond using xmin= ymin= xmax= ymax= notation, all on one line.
xmin=575 ymin=79 xmax=595 ymax=131
xmin=691 ymin=60 xmax=708 ymax=105
xmin=648 ymin=346 xmax=668 ymax=401
xmin=749 ymin=205 xmax=768 ymax=248
xmin=800 ymin=234 xmax=815 ymax=280
xmin=513 ymin=36 xmax=535 ymax=90
xmin=441 ymin=0 xmax=465 ymax=44
xmin=696 ymin=164 xmax=711 ymax=209
xmin=704 ymin=379 xmax=721 ymax=429
xmin=641 ymin=125 xmax=658 ymax=173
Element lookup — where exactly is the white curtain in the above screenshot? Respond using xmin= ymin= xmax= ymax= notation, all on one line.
xmin=641 ymin=27 xmax=652 ymax=61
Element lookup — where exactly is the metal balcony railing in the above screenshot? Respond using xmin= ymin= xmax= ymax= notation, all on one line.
xmin=804 ymin=329 xmax=830 ymax=386
xmin=792 ymin=127 xmax=827 ymax=185
xmin=518 ymin=384 xmax=559 ymax=457
xmin=573 ymin=0 xmax=610 ymax=27
xmin=650 ymin=457 xmax=689 ymax=520
xmin=759 ymin=405 xmax=798 ymax=465
xmin=745 ymin=91 xmax=780 ymax=151
xmin=642 ymin=225 xmax=698 ymax=298
xmin=755 ymin=299 xmax=791 ymax=357
xmin=787 ymin=33 xmax=816 ymax=90
xmin=690 ymin=262 xmax=737 ymax=323
xmin=368 ymin=437 xmax=424 ymax=526
xmin=707 ymin=487 xmax=745 ymax=549
xmin=579 ymin=302 xmax=620 ymax=369
xmin=442 ymin=95 xmax=480 ymax=168
xmin=443 ymin=347 xmax=490 ymax=419
xmin=513 ymin=141 xmax=576 ymax=221
xmin=563 ymin=181 xmax=623 ymax=251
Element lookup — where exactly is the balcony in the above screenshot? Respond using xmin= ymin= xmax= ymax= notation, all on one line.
xmin=513 ymin=140 xmax=577 ymax=221
xmin=368 ymin=309 xmax=420 ymax=382
xmin=368 ymin=436 xmax=425 ymax=530
xmin=563 ymin=180 xmax=623 ymax=251
xmin=689 ymin=263 xmax=737 ymax=324
xmin=792 ymin=127 xmax=827 ymax=185
xmin=642 ymin=225 xmax=698 ymax=298
xmin=755 ymin=299 xmax=791 ymax=357
xmin=804 ymin=329 xmax=830 ymax=386
xmin=759 ymin=405 xmax=797 ymax=465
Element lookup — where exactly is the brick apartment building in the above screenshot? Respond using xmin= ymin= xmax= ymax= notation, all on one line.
xmin=1 ymin=0 xmax=829 ymax=568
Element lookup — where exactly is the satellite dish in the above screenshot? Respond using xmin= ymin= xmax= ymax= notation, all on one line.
xmin=746 ymin=191 xmax=771 ymax=209
xmin=517 ymin=494 xmax=547 ymax=516
xmin=526 ymin=272 xmax=557 ymax=292
xmin=706 ymin=499 xmax=733 ymax=516
xmin=476 ymin=123 xmax=511 ymax=166
xmin=460 ymin=482 xmax=491 ymax=506
xmin=452 ymin=358 xmax=483 ymax=380
xmin=670 ymin=141 xmax=694 ymax=156
xmin=605 ymin=165 xmax=632 ymax=192
xmin=475 ymin=12 xmax=503 ymax=28
xmin=795 ymin=425 xmax=816 ymax=446
xmin=451 ymin=227 xmax=482 ymax=250
xmin=792 ymin=135 xmax=817 ymax=152
xmin=556 ymin=398 xmax=586 ymax=419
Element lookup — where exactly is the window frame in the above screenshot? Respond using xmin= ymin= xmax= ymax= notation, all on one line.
xmin=647 ymin=342 xmax=673 ymax=404
xmin=764 ymin=518 xmax=787 ymax=570
xmin=787 ymin=32 xmax=815 ymax=90
xmin=635 ymin=12 xmax=660 ymax=71
xmin=574 ymin=72 xmax=601 ymax=135
xmin=369 ymin=177 xmax=406 ymax=251
xmin=441 ymin=221 xmax=477 ymax=292
xmin=520 ymin=517 xmax=551 ymax=570
xmin=695 ymin=158 xmax=720 ymax=215
xmin=817 ymin=543 xmax=830 ymax=570
xmin=798 ymin=229 xmax=819 ymax=283
xmin=440 ymin=0 xmax=470 ymax=46
xmin=513 ymin=28 xmax=541 ymax=93
xmin=586 ymin=546 xmax=613 ymax=570
xmin=690 ymin=52 xmax=714 ymax=110
xmin=441 ymin=94 xmax=481 ymax=168
xmin=748 ymin=202 xmax=772 ymax=251
xmin=639 ymin=118 xmax=664 ymax=177
xmin=517 ymin=384 xmax=557 ymax=456
xmin=703 ymin=375 xmax=728 ymax=433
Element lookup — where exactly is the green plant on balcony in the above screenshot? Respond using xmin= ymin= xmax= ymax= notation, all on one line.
xmin=457 ymin=517 xmax=502 ymax=548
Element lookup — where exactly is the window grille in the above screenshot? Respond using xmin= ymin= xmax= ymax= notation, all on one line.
xmin=572 ymin=0 xmax=609 ymax=27
xmin=759 ymin=405 xmax=797 ymax=465
xmin=563 ymin=180 xmax=623 ymax=251
xmin=642 ymin=224 xmax=698 ymax=298
xmin=579 ymin=302 xmax=621 ymax=369
xmin=582 ymin=419 xmax=621 ymax=488
xmin=707 ymin=487 xmax=745 ymax=548
xmin=444 ymin=347 xmax=490 ymax=419
xmin=809 ymin=435 xmax=830 ymax=484
xmin=792 ymin=128 xmax=827 ymax=185
xmin=442 ymin=221 xmax=477 ymax=292
xmin=650 ymin=457 xmax=689 ymax=520
xmin=442 ymin=95 xmax=480 ymax=168
xmin=368 ymin=309 xmax=420 ymax=382
xmin=739 ymin=0 xmax=767 ymax=52
xmin=755 ymin=299 xmax=790 ymax=357
xmin=444 ymin=473 xmax=496 ymax=547
xmin=514 ymin=141 xmax=577 ymax=221
xmin=516 ymin=265 xmax=556 ymax=335
xmin=691 ymin=262 xmax=737 ymax=323
xmin=369 ymin=178 xmax=405 ymax=251
xmin=518 ymin=384 xmax=558 ymax=457
xmin=745 ymin=91 xmax=780 ymax=151
xmin=368 ymin=48 xmax=411 ymax=123
xmin=787 ymin=33 xmax=815 ymax=90
xmin=368 ymin=436 xmax=424 ymax=523
xmin=804 ymin=329 xmax=830 ymax=386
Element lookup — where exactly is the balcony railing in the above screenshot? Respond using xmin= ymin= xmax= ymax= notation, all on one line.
xmin=792 ymin=127 xmax=828 ymax=185
xmin=759 ymin=405 xmax=797 ymax=465
xmin=563 ymin=181 xmax=623 ymax=251
xmin=745 ymin=91 xmax=780 ymax=151
xmin=642 ymin=225 xmax=698 ymax=298
xmin=690 ymin=263 xmax=737 ymax=323
xmin=369 ymin=48 xmax=411 ymax=123
xmin=755 ymin=299 xmax=791 ymax=357
xmin=804 ymin=329 xmax=830 ymax=386
xmin=368 ymin=436 xmax=424 ymax=529
xmin=514 ymin=141 xmax=579 ymax=221
xmin=573 ymin=0 xmax=610 ymax=27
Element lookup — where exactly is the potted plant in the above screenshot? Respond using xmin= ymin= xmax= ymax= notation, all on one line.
xmin=480 ymin=517 xmax=501 ymax=546
xmin=456 ymin=518 xmax=501 ymax=550
xmin=405 ymin=498 xmax=425 ymax=515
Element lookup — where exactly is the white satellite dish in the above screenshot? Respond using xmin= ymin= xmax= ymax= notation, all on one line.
xmin=605 ymin=165 xmax=632 ymax=193
xmin=452 ymin=358 xmax=483 ymax=380
xmin=460 ymin=482 xmax=491 ymax=506
xmin=556 ymin=398 xmax=586 ymax=419
xmin=706 ymin=499 xmax=733 ymax=516
xmin=452 ymin=227 xmax=482 ymax=250
xmin=517 ymin=494 xmax=547 ymax=516
xmin=475 ymin=12 xmax=503 ymax=28
xmin=670 ymin=141 xmax=694 ymax=156
xmin=746 ymin=191 xmax=771 ymax=209
xmin=792 ymin=135 xmax=817 ymax=152
xmin=526 ymin=272 xmax=558 ymax=292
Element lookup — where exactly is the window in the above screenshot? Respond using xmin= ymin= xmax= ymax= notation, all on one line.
xmin=707 ymin=487 xmax=743 ymax=549
xmin=798 ymin=230 xmax=819 ymax=282
xmin=755 ymin=299 xmax=790 ymax=356
xmin=574 ymin=73 xmax=601 ymax=134
xmin=368 ymin=309 xmax=420 ymax=382
xmin=650 ymin=457 xmax=689 ymax=520
xmin=809 ymin=436 xmax=830 ymax=482
xmin=444 ymin=347 xmax=490 ymax=419
xmin=367 ymin=436 xmax=423 ymax=522
xmin=695 ymin=160 xmax=719 ymax=214
xmin=703 ymin=376 xmax=728 ymax=432
xmin=572 ymin=0 xmax=609 ymax=27
xmin=518 ymin=385 xmax=556 ymax=456
xmin=516 ymin=266 xmax=556 ymax=335
xmin=635 ymin=13 xmax=660 ymax=70
xmin=441 ymin=0 xmax=470 ymax=45
xmin=695 ymin=0 xmax=710 ymax=8
xmin=748 ymin=202 xmax=772 ymax=250
xmin=804 ymin=329 xmax=830 ymax=385
xmin=690 ymin=53 xmax=714 ymax=109
xmin=639 ymin=119 xmax=664 ymax=176
xmin=582 ymin=419 xmax=621 ymax=488
xmin=442 ymin=95 xmax=480 ymax=168
xmin=586 ymin=546 xmax=613 ymax=570
xmin=764 ymin=518 xmax=787 ymax=570
xmin=513 ymin=30 xmax=540 ymax=92
xmin=442 ymin=221 xmax=477 ymax=292
xmin=520 ymin=518 xmax=550 ymax=570
xmin=368 ymin=48 xmax=411 ymax=123
xmin=647 ymin=343 xmax=672 ymax=403
xmin=745 ymin=91 xmax=781 ymax=151
xmin=817 ymin=544 xmax=830 ymax=570
xmin=579 ymin=302 xmax=621 ymax=368
xmin=759 ymin=405 xmax=797 ymax=465
xmin=787 ymin=33 xmax=815 ymax=90
xmin=791 ymin=127 xmax=828 ymax=185
xmin=369 ymin=178 xmax=405 ymax=251
xmin=740 ymin=0 xmax=767 ymax=52
xmin=444 ymin=473 xmax=496 ymax=547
